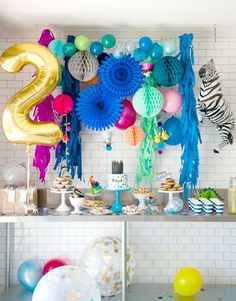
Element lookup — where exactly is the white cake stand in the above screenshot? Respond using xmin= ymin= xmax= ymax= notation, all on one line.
xmin=132 ymin=193 xmax=152 ymax=210
xmin=50 ymin=190 xmax=71 ymax=212
xmin=158 ymin=189 xmax=184 ymax=212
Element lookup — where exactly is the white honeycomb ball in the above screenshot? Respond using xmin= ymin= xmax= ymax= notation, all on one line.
xmin=68 ymin=51 xmax=98 ymax=82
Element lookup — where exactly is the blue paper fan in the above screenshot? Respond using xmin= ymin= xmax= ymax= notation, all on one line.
xmin=99 ymin=54 xmax=144 ymax=98
xmin=75 ymin=85 xmax=123 ymax=131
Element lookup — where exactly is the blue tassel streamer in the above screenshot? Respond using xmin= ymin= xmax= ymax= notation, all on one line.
xmin=178 ymin=33 xmax=201 ymax=198
xmin=54 ymin=35 xmax=82 ymax=179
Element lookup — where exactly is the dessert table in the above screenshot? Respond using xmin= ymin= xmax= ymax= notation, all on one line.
xmin=1 ymin=210 xmax=236 ymax=301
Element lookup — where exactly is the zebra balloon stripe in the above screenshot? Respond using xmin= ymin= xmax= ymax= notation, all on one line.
xmin=197 ymin=59 xmax=235 ymax=153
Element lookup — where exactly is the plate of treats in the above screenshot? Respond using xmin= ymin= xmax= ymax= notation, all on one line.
xmin=132 ymin=187 xmax=152 ymax=198
xmin=89 ymin=207 xmax=113 ymax=215
xmin=82 ymin=199 xmax=108 ymax=210
xmin=51 ymin=175 xmax=75 ymax=192
xmin=122 ymin=205 xmax=142 ymax=215
xmin=159 ymin=178 xmax=183 ymax=192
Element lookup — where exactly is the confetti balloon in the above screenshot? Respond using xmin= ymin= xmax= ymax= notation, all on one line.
xmin=80 ymin=236 xmax=135 ymax=297
xmin=32 ymin=266 xmax=101 ymax=301
xmin=68 ymin=51 xmax=98 ymax=82
xmin=124 ymin=125 xmax=145 ymax=146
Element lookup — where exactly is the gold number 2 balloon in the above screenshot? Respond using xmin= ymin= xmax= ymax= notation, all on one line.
xmin=0 ymin=43 xmax=62 ymax=146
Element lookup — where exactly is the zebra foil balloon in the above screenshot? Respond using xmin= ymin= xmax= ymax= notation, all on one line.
xmin=197 ymin=59 xmax=235 ymax=153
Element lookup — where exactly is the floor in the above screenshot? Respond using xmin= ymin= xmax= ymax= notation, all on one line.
xmin=0 ymin=284 xmax=236 ymax=301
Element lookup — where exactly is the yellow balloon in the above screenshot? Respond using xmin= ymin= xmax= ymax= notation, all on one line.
xmin=0 ymin=42 xmax=62 ymax=146
xmin=174 ymin=267 xmax=202 ymax=297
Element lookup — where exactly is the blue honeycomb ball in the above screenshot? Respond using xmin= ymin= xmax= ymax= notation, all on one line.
xmin=99 ymin=54 xmax=144 ymax=98
xmin=154 ymin=56 xmax=184 ymax=87
xmin=75 ymin=85 xmax=123 ymax=131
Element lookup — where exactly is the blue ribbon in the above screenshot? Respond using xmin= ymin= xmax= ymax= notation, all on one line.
xmin=178 ymin=33 xmax=201 ymax=198
xmin=54 ymin=35 xmax=82 ymax=179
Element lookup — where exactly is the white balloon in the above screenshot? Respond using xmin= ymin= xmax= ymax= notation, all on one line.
xmin=2 ymin=162 xmax=25 ymax=185
xmin=80 ymin=236 xmax=135 ymax=297
xmin=32 ymin=266 xmax=101 ymax=301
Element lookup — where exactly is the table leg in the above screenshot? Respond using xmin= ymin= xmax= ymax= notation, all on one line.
xmin=5 ymin=223 xmax=10 ymax=292
xmin=122 ymin=221 xmax=127 ymax=301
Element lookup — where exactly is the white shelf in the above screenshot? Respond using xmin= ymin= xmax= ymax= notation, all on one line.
xmin=0 ymin=284 xmax=236 ymax=301
xmin=0 ymin=211 xmax=236 ymax=222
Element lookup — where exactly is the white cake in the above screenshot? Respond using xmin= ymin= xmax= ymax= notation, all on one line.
xmin=107 ymin=174 xmax=128 ymax=190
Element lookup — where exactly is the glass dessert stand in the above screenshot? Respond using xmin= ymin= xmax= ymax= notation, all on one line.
xmin=104 ymin=187 xmax=131 ymax=214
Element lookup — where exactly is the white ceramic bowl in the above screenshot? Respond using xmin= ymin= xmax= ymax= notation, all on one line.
xmin=69 ymin=197 xmax=85 ymax=214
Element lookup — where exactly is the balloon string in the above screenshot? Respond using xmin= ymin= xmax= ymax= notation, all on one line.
xmin=27 ymin=145 xmax=31 ymax=204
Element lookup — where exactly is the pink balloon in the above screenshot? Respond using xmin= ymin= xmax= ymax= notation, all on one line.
xmin=162 ymin=89 xmax=182 ymax=113
xmin=115 ymin=99 xmax=136 ymax=130
xmin=43 ymin=259 xmax=67 ymax=275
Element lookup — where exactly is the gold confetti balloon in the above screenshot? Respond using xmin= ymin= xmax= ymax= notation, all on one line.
xmin=80 ymin=236 xmax=135 ymax=297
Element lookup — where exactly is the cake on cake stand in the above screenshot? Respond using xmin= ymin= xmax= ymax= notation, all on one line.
xmin=105 ymin=187 xmax=131 ymax=214
xmin=106 ymin=160 xmax=130 ymax=214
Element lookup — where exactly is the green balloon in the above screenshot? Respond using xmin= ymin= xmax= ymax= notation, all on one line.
xmin=74 ymin=35 xmax=91 ymax=51
xmin=57 ymin=65 xmax=64 ymax=86
xmin=102 ymin=34 xmax=116 ymax=49
xmin=62 ymin=42 xmax=76 ymax=57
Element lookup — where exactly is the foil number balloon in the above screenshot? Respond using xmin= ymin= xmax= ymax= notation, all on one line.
xmin=0 ymin=43 xmax=62 ymax=146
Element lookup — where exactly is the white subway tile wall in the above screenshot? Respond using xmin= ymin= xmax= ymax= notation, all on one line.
xmin=3 ymin=222 xmax=236 ymax=286
xmin=1 ymin=29 xmax=236 ymax=286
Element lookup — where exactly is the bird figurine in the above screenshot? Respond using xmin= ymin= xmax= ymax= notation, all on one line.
xmin=89 ymin=176 xmax=102 ymax=195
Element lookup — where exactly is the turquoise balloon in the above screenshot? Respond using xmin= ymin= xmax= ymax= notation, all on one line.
xmin=62 ymin=42 xmax=76 ymax=57
xmin=148 ymin=43 xmax=163 ymax=60
xmin=90 ymin=41 xmax=104 ymax=56
xmin=163 ymin=116 xmax=181 ymax=146
xmin=102 ymin=34 xmax=116 ymax=48
xmin=17 ymin=260 xmax=42 ymax=291
xmin=139 ymin=36 xmax=152 ymax=50
xmin=161 ymin=40 xmax=176 ymax=55
xmin=133 ymin=48 xmax=148 ymax=62
xmin=48 ymin=39 xmax=65 ymax=59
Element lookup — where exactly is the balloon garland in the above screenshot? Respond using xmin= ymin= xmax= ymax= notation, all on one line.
xmin=178 ymin=33 xmax=201 ymax=197
xmin=75 ymin=85 xmax=123 ymax=131
xmin=99 ymin=54 xmax=144 ymax=98
xmin=0 ymin=28 xmax=201 ymax=191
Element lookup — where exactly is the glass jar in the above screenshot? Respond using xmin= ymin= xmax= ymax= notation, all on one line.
xmin=228 ymin=177 xmax=236 ymax=214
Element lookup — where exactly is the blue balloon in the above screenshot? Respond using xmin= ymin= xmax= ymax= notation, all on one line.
xmin=139 ymin=36 xmax=153 ymax=50
xmin=90 ymin=41 xmax=104 ymax=56
xmin=48 ymin=39 xmax=65 ymax=59
xmin=17 ymin=260 xmax=42 ymax=291
xmin=148 ymin=43 xmax=163 ymax=60
xmin=163 ymin=117 xmax=181 ymax=146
